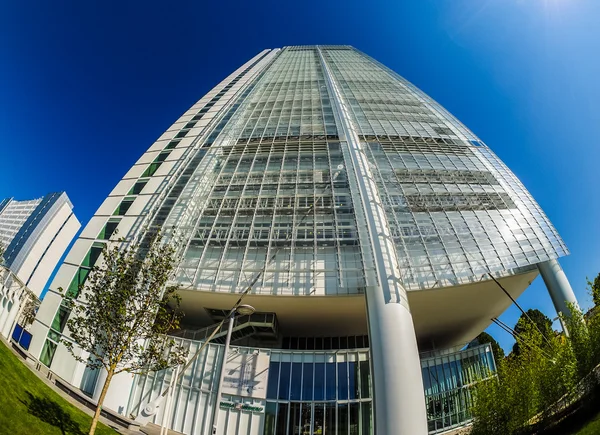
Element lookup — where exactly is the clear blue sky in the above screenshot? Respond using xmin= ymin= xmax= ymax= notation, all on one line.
xmin=1 ymin=0 xmax=598 ymax=353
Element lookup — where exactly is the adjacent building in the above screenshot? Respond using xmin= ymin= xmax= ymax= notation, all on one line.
xmin=29 ymin=46 xmax=577 ymax=435
xmin=0 ymin=192 xmax=80 ymax=339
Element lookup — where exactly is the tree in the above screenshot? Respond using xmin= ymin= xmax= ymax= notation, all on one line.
xmin=587 ymin=273 xmax=600 ymax=307
xmin=512 ymin=309 xmax=553 ymax=356
xmin=469 ymin=331 xmax=505 ymax=364
xmin=62 ymin=235 xmax=188 ymax=435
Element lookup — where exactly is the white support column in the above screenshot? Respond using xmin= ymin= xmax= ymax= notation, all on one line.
xmin=317 ymin=47 xmax=428 ymax=435
xmin=538 ymin=258 xmax=579 ymax=321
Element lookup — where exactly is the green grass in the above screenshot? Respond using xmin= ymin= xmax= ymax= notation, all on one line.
xmin=0 ymin=340 xmax=116 ymax=435
xmin=565 ymin=410 xmax=600 ymax=435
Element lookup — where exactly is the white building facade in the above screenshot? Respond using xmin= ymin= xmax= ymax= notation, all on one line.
xmin=30 ymin=46 xmax=576 ymax=435
xmin=0 ymin=192 xmax=80 ymax=340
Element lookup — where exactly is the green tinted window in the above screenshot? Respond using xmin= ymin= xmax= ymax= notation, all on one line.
xmin=142 ymin=163 xmax=161 ymax=177
xmin=40 ymin=340 xmax=57 ymax=367
xmin=129 ymin=180 xmax=148 ymax=195
xmin=81 ymin=245 xmax=103 ymax=268
xmin=164 ymin=140 xmax=180 ymax=150
xmin=98 ymin=220 xmax=119 ymax=240
xmin=51 ymin=304 xmax=70 ymax=332
xmin=66 ymin=268 xmax=90 ymax=298
xmin=113 ymin=199 xmax=134 ymax=216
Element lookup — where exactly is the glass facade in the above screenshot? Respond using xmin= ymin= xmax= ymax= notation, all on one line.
xmin=127 ymin=340 xmax=494 ymax=435
xmin=34 ymin=45 xmax=568 ymax=435
xmin=157 ymin=45 xmax=566 ymax=297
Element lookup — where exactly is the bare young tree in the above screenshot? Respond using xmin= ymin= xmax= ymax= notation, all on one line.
xmin=62 ymin=235 xmax=187 ymax=435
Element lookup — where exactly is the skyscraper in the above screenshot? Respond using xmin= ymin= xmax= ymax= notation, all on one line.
xmin=29 ymin=46 xmax=577 ymax=435
xmin=0 ymin=192 xmax=80 ymax=339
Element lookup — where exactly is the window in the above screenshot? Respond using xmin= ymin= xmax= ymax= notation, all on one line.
xmin=98 ymin=220 xmax=119 ymax=240
xmin=164 ymin=140 xmax=180 ymax=150
xmin=113 ymin=199 xmax=134 ymax=216
xmin=81 ymin=245 xmax=103 ymax=268
xmin=128 ymin=180 xmax=148 ymax=195
xmin=51 ymin=304 xmax=70 ymax=332
xmin=40 ymin=339 xmax=57 ymax=367
xmin=66 ymin=267 xmax=90 ymax=298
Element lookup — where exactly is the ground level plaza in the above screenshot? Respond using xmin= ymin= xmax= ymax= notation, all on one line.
xmin=124 ymin=340 xmax=495 ymax=435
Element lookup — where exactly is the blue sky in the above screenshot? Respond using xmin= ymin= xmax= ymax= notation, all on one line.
xmin=1 ymin=0 xmax=598 ymax=353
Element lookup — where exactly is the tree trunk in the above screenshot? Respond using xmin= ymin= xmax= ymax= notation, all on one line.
xmin=89 ymin=367 xmax=115 ymax=435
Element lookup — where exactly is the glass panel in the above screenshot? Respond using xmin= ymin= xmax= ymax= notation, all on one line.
xmin=325 ymin=403 xmax=336 ymax=435
xmin=267 ymin=362 xmax=280 ymax=399
xmin=264 ymin=402 xmax=277 ymax=435
xmin=361 ymin=402 xmax=372 ymax=435
xmin=51 ymin=304 xmax=69 ymax=332
xmin=313 ymin=403 xmax=324 ymax=435
xmin=300 ymin=403 xmax=311 ymax=435
xmin=349 ymin=403 xmax=359 ymax=435
xmin=291 ymin=362 xmax=302 ymax=400
xmin=337 ymin=362 xmax=348 ymax=400
xmin=66 ymin=268 xmax=90 ymax=298
xmin=276 ymin=403 xmax=289 ymax=435
xmin=289 ymin=402 xmax=301 ymax=435
xmin=40 ymin=340 xmax=57 ymax=367
xmin=325 ymin=363 xmax=336 ymax=400
xmin=337 ymin=403 xmax=348 ymax=435
xmin=359 ymin=361 xmax=370 ymax=398
xmin=129 ymin=180 xmax=148 ymax=195
xmin=98 ymin=220 xmax=119 ymax=240
xmin=81 ymin=246 xmax=103 ymax=268
xmin=314 ymin=363 xmax=325 ymax=401
xmin=142 ymin=162 xmax=161 ymax=177
xmin=114 ymin=199 xmax=134 ymax=216
xmin=302 ymin=362 xmax=314 ymax=401
xmin=279 ymin=362 xmax=291 ymax=400
xmin=348 ymin=361 xmax=359 ymax=400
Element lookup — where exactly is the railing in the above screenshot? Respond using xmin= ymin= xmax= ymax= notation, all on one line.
xmin=171 ymin=312 xmax=279 ymax=343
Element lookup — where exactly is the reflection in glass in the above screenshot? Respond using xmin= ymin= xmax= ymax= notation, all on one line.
xmin=359 ymin=361 xmax=370 ymax=399
xmin=303 ymin=363 xmax=314 ymax=401
xmin=326 ymin=363 xmax=336 ymax=400
xmin=264 ymin=402 xmax=276 ymax=435
xmin=267 ymin=361 xmax=280 ymax=399
xmin=325 ymin=403 xmax=336 ymax=435
xmin=276 ymin=403 xmax=288 ymax=435
xmin=279 ymin=362 xmax=291 ymax=400
xmin=314 ymin=363 xmax=325 ymax=401
xmin=313 ymin=403 xmax=324 ymax=435
xmin=349 ymin=403 xmax=359 ymax=435
xmin=348 ymin=362 xmax=359 ymax=400
xmin=338 ymin=362 xmax=348 ymax=400
xmin=301 ymin=403 xmax=312 ymax=435
xmin=361 ymin=402 xmax=372 ymax=435
xmin=289 ymin=402 xmax=301 ymax=435
xmin=337 ymin=403 xmax=348 ymax=435
xmin=291 ymin=363 xmax=302 ymax=400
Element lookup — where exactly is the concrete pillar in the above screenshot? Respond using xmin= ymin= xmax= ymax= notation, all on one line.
xmin=538 ymin=258 xmax=579 ymax=321
xmin=318 ymin=47 xmax=428 ymax=435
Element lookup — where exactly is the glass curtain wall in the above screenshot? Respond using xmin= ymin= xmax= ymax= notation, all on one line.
xmin=264 ymin=344 xmax=494 ymax=435
xmin=319 ymin=47 xmax=567 ymax=291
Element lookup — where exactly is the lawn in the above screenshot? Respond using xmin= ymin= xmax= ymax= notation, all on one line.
xmin=0 ymin=340 xmax=117 ymax=435
xmin=565 ymin=410 xmax=600 ymax=435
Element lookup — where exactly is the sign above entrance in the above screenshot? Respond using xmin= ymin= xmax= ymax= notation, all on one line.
xmin=219 ymin=401 xmax=264 ymax=413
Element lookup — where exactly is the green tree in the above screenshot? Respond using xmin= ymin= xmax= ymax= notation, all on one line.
xmin=512 ymin=309 xmax=553 ymax=356
xmin=587 ymin=273 xmax=600 ymax=307
xmin=469 ymin=331 xmax=505 ymax=363
xmin=62 ymin=236 xmax=188 ymax=435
